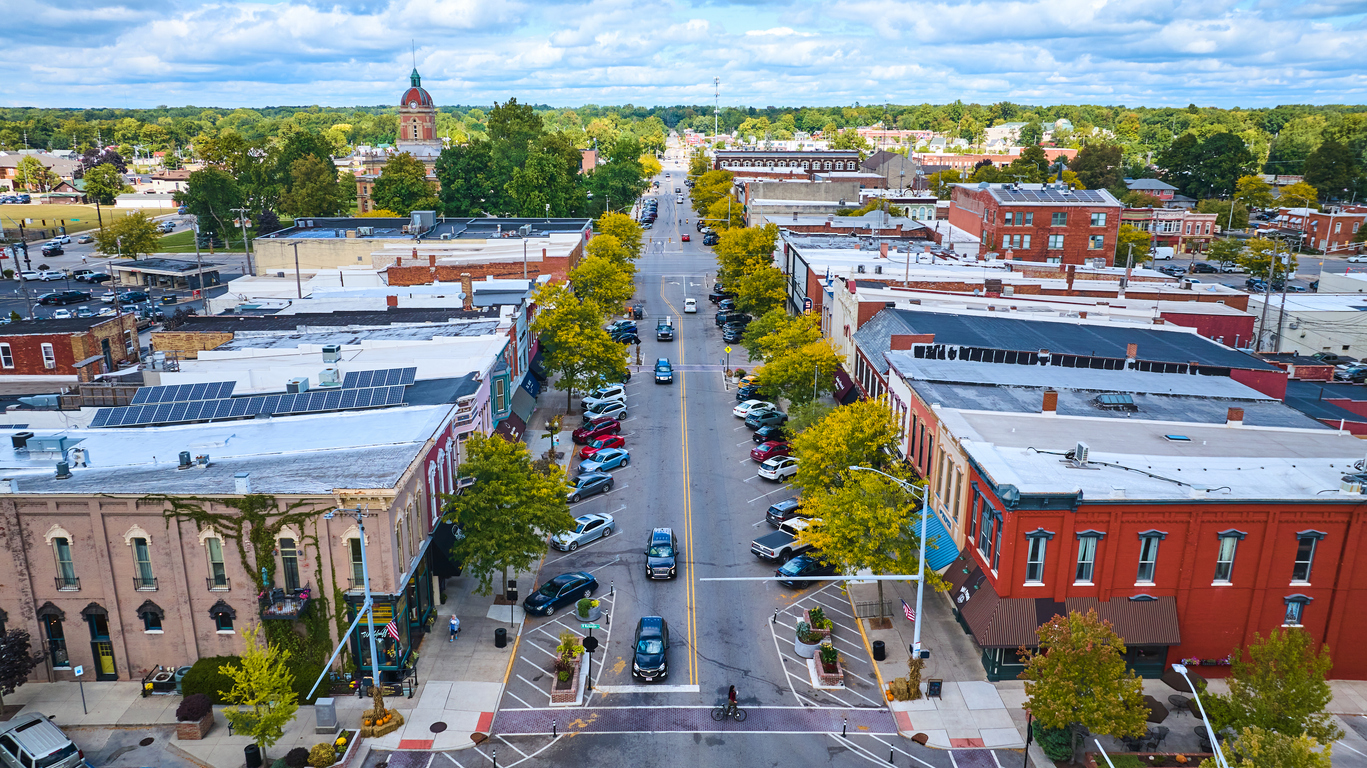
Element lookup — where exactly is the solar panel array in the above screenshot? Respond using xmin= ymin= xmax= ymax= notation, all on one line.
xmin=130 ymin=381 xmax=237 ymax=404
xmin=90 ymin=385 xmax=407 ymax=428
xmin=991 ymin=188 xmax=1113 ymax=204
xmin=342 ymin=367 xmax=417 ymax=389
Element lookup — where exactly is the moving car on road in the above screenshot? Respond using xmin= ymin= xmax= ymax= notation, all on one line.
xmin=656 ymin=318 xmax=674 ymax=340
xmin=645 ymin=528 xmax=678 ymax=580
xmin=681 ymin=234 xmax=690 ymax=242
xmin=553 ymin=512 xmax=616 ymax=550
xmin=523 ymin=571 xmax=599 ymax=617
xmin=757 ymin=455 xmax=799 ymax=481
xmin=683 ymin=298 xmax=697 ymax=313
xmin=632 ymin=617 xmax=671 ymax=681
xmin=654 ymin=358 xmax=674 ymax=384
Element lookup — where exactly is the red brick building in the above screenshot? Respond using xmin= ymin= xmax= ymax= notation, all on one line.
xmin=948 ymin=183 xmax=1123 ymax=266
xmin=1277 ymin=206 xmax=1367 ymax=255
xmin=0 ymin=315 xmax=140 ymax=377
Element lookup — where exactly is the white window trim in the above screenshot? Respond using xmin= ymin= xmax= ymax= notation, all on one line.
xmin=0 ymin=343 xmax=12 ymax=369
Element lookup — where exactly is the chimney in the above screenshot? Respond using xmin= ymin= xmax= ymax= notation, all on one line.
xmin=1126 ymin=343 xmax=1138 ymax=361
xmin=880 ymin=242 xmax=889 ymax=258
xmin=461 ymin=273 xmax=474 ymax=311
xmin=386 ymin=295 xmax=398 ymax=307
xmin=1226 ymin=407 xmax=1244 ymax=426
xmin=234 ymin=472 xmax=252 ymax=494
xmin=396 ymin=256 xmax=402 ymax=267
xmin=1066 ymin=264 xmax=1076 ymax=291
xmin=428 ymin=253 xmax=436 ymax=267
xmin=1042 ymin=388 xmax=1059 ymax=414
xmin=1079 ymin=311 xmax=1087 ymax=319
xmin=889 ymin=333 xmax=934 ymax=350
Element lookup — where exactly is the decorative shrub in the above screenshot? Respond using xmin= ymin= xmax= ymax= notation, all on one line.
xmin=284 ymin=747 xmax=310 ymax=768
xmin=556 ymin=630 xmax=583 ymax=661
xmin=1032 ymin=721 xmax=1074 ymax=761
xmin=808 ymin=607 xmax=833 ymax=630
xmin=576 ymin=598 xmax=599 ymax=616
xmin=734 ymin=369 xmax=747 ymax=378
xmin=1108 ymin=757 xmax=1145 ymax=768
xmin=176 ymin=693 xmax=212 ymax=722
xmin=795 ymin=621 xmax=824 ymax=645
xmin=270 ymin=759 xmax=289 ymax=768
xmin=307 ymin=742 xmax=336 ymax=768
xmin=179 ymin=656 xmax=242 ymax=704
xmin=818 ymin=642 xmax=838 ymax=669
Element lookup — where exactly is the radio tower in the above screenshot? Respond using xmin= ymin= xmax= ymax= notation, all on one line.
xmin=713 ymin=77 xmax=720 ymax=138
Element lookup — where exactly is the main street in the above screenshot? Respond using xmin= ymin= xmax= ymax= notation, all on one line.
xmin=368 ymin=148 xmax=1023 ymax=768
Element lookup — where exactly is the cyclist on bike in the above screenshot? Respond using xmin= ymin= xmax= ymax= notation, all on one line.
xmin=727 ymin=685 xmax=738 ymax=716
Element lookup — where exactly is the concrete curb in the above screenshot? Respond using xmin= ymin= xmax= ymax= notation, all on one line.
xmin=163 ymin=740 xmax=216 ymax=768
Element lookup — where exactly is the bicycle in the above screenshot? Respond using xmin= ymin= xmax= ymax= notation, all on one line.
xmin=710 ymin=702 xmax=747 ymax=722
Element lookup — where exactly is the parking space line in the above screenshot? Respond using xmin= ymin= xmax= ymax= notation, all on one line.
xmin=515 ymin=673 xmax=551 ymax=701
xmin=497 ymin=735 xmax=531 ymax=758
xmin=503 ymin=689 xmax=535 ymax=709
xmin=735 ymin=440 xmax=752 ymax=447
xmin=737 ymin=457 xmax=752 ymax=464
xmin=746 ymin=485 xmax=791 ymax=503
xmin=443 ymin=752 xmax=465 ymax=767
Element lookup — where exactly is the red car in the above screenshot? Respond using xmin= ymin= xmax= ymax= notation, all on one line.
xmin=750 ymin=441 xmax=791 ymax=463
xmin=681 ymin=234 xmax=691 ymax=242
xmin=572 ymin=417 xmax=622 ymax=444
xmin=580 ymin=435 xmax=626 ymax=459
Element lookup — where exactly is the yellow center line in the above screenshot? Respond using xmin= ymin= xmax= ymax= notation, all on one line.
xmin=658 ymin=274 xmax=697 ymax=687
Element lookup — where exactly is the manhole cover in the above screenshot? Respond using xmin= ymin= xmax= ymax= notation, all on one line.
xmin=138 ymin=737 xmax=154 ymax=747
xmin=429 ymin=722 xmax=447 ymax=734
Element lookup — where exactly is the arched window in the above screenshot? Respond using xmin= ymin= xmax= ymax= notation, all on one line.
xmin=428 ymin=462 xmax=440 ymax=525
xmin=824 ymin=162 xmax=832 ymax=170
xmin=802 ymin=161 xmax=810 ymax=169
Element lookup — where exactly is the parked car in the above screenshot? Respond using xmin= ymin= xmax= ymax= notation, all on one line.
xmin=746 ymin=408 xmax=789 ymax=429
xmin=734 ymin=400 xmax=776 ymax=418
xmin=632 ymin=616 xmax=671 ymax=681
xmin=717 ymin=298 xmax=736 ymax=312
xmin=751 ymin=517 xmax=814 ymax=561
xmin=1157 ymin=264 xmax=1185 ymax=277
xmin=1313 ymin=352 xmax=1356 ymax=364
xmin=49 ymin=235 xmax=71 ymax=244
xmin=654 ymin=358 xmax=674 ymax=384
xmin=119 ymin=291 xmax=150 ymax=303
xmin=683 ymin=298 xmax=697 ymax=313
xmin=580 ymin=435 xmax=626 ymax=459
xmin=608 ymin=319 xmax=638 ymax=335
xmin=750 ymin=441 xmax=791 ymax=463
xmin=1188 ymin=262 xmax=1218 ymax=274
xmin=585 ymin=383 xmax=627 ymax=401
xmin=21 ymin=270 xmax=63 ymax=281
xmin=736 ymin=384 xmax=762 ymax=401
xmin=612 ymin=330 xmax=641 ymax=345
xmin=708 ymin=289 xmax=732 ymax=304
xmin=0 ymin=713 xmax=84 ymax=768
xmin=753 ymin=425 xmax=787 ymax=444
xmin=776 ymin=554 xmax=838 ymax=588
xmin=583 ymin=399 xmax=627 ymax=421
xmin=715 ymin=311 xmax=750 ymax=327
xmin=84 ymin=273 xmax=111 ymax=283
xmin=702 ymin=233 xmax=719 ymax=246
xmin=645 ymin=528 xmax=678 ymax=580
xmin=581 ymin=394 xmax=627 ymax=412
xmin=553 ymin=512 xmax=616 ymax=550
xmin=41 ymin=290 xmax=91 ymax=305
xmin=52 ymin=309 xmax=72 ymax=319
xmin=765 ymin=497 xmax=803 ymax=527
xmin=522 ymin=571 xmax=599 ymax=617
xmin=579 ymin=447 xmax=630 ymax=473
xmin=566 ymin=473 xmax=614 ymax=504
xmin=757 ymin=455 xmax=799 ymax=481
xmin=69 ymin=269 xmax=96 ymax=280
xmin=571 ymin=417 xmax=622 ymax=444
xmin=721 ymin=324 xmax=745 ymax=343
xmin=1219 ymin=262 xmax=1246 ymax=273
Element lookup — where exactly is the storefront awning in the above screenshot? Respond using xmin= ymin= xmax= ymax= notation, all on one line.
xmin=945 ymin=553 xmax=1181 ymax=649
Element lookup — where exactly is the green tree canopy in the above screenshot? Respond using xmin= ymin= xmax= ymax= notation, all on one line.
xmin=734 ymin=265 xmax=786 ymax=317
xmin=530 ymin=282 xmax=629 ymax=411
xmin=278 ymin=154 xmax=344 ymax=218
xmin=790 ymin=397 xmax=904 ymax=501
xmin=568 ymin=253 xmax=633 ymax=316
xmin=596 ymin=213 xmax=643 ymax=260
xmin=713 ymin=224 xmax=778 ymax=287
xmin=1205 ymin=628 xmax=1342 ymax=744
xmin=1197 ymin=199 xmax=1249 ymax=231
xmin=371 ymin=152 xmax=438 ymax=216
xmin=82 ymin=163 xmax=131 ymax=206
xmin=691 ymin=169 xmax=735 ymax=217
xmin=1207 ymin=237 xmax=1246 ymax=267
xmin=1234 ymin=175 xmax=1276 ymax=210
xmin=220 ymin=623 xmax=299 ymax=753
xmin=927 ymin=169 xmax=962 ymax=199
xmin=13 ymin=156 xmax=59 ymax=191
xmin=1238 ymin=237 xmax=1297 ymax=280
xmin=177 ymin=167 xmax=242 ymax=239
xmin=94 ymin=210 xmax=161 ymax=257
xmin=1070 ymin=143 xmax=1123 ymax=191
xmin=1204 ymin=727 xmax=1332 ymax=768
xmin=756 ymin=337 xmax=841 ymax=407
xmin=1303 ymin=140 xmax=1360 ymax=200
xmin=1114 ymin=224 xmax=1151 ymax=266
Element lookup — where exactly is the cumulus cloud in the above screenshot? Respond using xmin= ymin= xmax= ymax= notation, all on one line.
xmin=0 ymin=0 xmax=1363 ymax=107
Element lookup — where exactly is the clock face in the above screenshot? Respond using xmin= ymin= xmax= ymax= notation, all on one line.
xmin=409 ymin=100 xmax=418 ymax=109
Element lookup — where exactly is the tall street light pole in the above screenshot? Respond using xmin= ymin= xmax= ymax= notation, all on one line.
xmin=1173 ymin=664 xmax=1230 ymax=768
xmin=848 ymin=465 xmax=928 ymax=655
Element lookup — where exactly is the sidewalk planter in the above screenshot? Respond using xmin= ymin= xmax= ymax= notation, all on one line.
xmin=576 ymin=599 xmax=602 ymax=623
xmin=794 ymin=621 xmax=824 ymax=659
xmin=804 ymin=607 xmax=833 ymax=641
xmin=550 ymin=656 xmax=582 ymax=705
xmin=331 ymin=731 xmax=361 ymax=768
xmin=176 ymin=713 xmax=214 ymax=740
xmin=817 ymin=643 xmax=844 ymax=686
xmin=174 ymin=694 xmax=214 ymax=740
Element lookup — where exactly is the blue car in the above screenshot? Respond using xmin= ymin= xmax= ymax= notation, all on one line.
xmin=655 ymin=358 xmax=674 ymax=384
xmin=579 ymin=447 xmax=630 ymax=473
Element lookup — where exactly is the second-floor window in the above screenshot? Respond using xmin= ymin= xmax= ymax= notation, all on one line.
xmin=1214 ymin=532 xmax=1243 ymax=583
xmin=0 ymin=343 xmax=11 ymax=369
xmin=41 ymin=343 xmax=55 ymax=370
xmin=132 ymin=537 xmax=155 ymax=589
xmin=495 ymin=378 xmax=507 ymax=412
xmin=1088 ymin=235 xmax=1104 ymax=250
xmin=54 ymin=537 xmax=77 ymax=589
xmin=1091 ymin=212 xmax=1106 ymax=227
xmin=1048 ymin=234 xmax=1064 ymax=250
xmin=1025 ymin=536 xmax=1048 ymax=583
xmin=1075 ymin=533 xmax=1103 ymax=584
xmin=1136 ymin=534 xmax=1161 ymax=584
xmin=279 ymin=538 xmax=300 ymax=592
xmin=1051 ymin=212 xmax=1068 ymax=227
xmin=207 ymin=537 xmax=227 ymax=589
xmin=1292 ymin=531 xmax=1325 ymax=583
xmin=349 ymin=538 xmax=365 ymax=585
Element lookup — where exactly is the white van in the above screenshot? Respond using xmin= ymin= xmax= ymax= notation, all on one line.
xmin=1150 ymin=246 xmax=1175 ymax=261
xmin=683 ymin=298 xmax=698 ymax=314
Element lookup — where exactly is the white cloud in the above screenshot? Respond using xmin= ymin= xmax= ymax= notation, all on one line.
xmin=0 ymin=0 xmax=1363 ymax=107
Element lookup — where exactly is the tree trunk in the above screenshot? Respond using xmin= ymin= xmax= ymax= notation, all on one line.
xmin=1070 ymin=724 xmax=1088 ymax=765
xmin=877 ymin=580 xmax=886 ymax=622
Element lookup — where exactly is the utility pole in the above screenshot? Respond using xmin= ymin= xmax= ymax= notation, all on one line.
xmin=292 ymin=243 xmax=303 ymax=298
xmin=230 ymin=207 xmax=254 ymax=275
xmin=714 ymin=77 xmax=720 ymax=139
xmin=193 ymin=222 xmax=206 ymax=313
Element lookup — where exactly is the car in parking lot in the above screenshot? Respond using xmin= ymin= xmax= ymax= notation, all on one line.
xmin=736 ymin=383 xmax=762 ymax=401
xmin=83 ymin=273 xmax=111 ymax=283
xmin=632 ymin=616 xmax=671 ymax=681
xmin=722 ymin=324 xmax=745 ymax=343
xmin=0 ymin=712 xmax=84 ymax=768
xmin=566 ymin=473 xmax=614 ymax=504
xmin=702 ymin=233 xmax=719 ymax=246
xmin=717 ymin=298 xmax=736 ymax=312
xmin=734 ymin=400 xmax=775 ymax=418
xmin=608 ymin=319 xmax=638 ymax=335
xmin=708 ymin=288 xmax=732 ymax=304
xmin=581 ymin=393 xmax=626 ymax=412
xmin=553 ymin=512 xmax=616 ymax=549
xmin=584 ymin=383 xmax=627 ymax=401
xmin=746 ymin=408 xmax=788 ymax=429
xmin=1157 ymin=264 xmax=1185 ymax=277
xmin=750 ymin=441 xmax=791 ymax=463
xmin=1188 ymin=262 xmax=1218 ymax=274
xmin=523 ymin=571 xmax=599 ymax=617
xmin=757 ymin=455 xmax=799 ymax=481
xmin=612 ymin=329 xmax=641 ymax=345
xmin=52 ymin=309 xmax=73 ymax=319
xmin=69 ymin=269 xmax=96 ymax=281
xmin=579 ymin=447 xmax=630 ymax=473
xmin=580 ymin=435 xmax=626 ymax=459
xmin=583 ymin=399 xmax=627 ymax=421
xmin=684 ymin=298 xmax=697 ymax=313
xmin=654 ymin=358 xmax=673 ymax=383
xmin=38 ymin=290 xmax=91 ymax=305
xmin=775 ymin=554 xmax=838 ymax=588
xmin=76 ymin=234 xmax=93 ymax=244
xmin=21 ymin=270 xmax=63 ymax=281
xmin=753 ymin=424 xmax=787 ymax=443
xmin=645 ymin=528 xmax=678 ymax=580
xmin=572 ymin=416 xmax=622 ymax=444
xmin=716 ymin=311 xmax=750 ymax=328
xmin=765 ymin=497 xmax=803 ymax=526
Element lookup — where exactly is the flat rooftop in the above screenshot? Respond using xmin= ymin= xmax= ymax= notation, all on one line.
xmin=167 ymin=308 xmax=500 ymax=332
xmin=261 ymin=217 xmax=591 ymax=241
xmin=1247 ymin=293 xmax=1367 ymax=313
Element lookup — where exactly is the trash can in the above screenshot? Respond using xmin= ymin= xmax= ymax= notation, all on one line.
xmin=872 ymin=640 xmax=886 ymax=661
xmin=244 ymin=743 xmax=262 ymax=768
xmin=494 ymin=627 xmax=508 ymax=648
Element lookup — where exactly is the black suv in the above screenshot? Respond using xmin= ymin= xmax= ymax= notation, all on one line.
xmin=645 ymin=528 xmax=678 ymax=580
xmin=656 ymin=319 xmax=674 ymax=341
xmin=716 ymin=311 xmax=750 ymax=327
xmin=1188 ymin=262 xmax=1218 ymax=274
xmin=765 ymin=497 xmax=802 ymax=527
xmin=702 ymin=233 xmax=719 ymax=246
xmin=632 ymin=617 xmax=670 ymax=681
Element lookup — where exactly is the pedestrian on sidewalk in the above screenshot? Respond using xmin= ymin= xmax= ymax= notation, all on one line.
xmin=449 ymin=615 xmax=460 ymax=641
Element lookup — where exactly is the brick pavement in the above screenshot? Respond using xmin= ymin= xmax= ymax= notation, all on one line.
xmin=491 ymin=705 xmax=898 ymax=735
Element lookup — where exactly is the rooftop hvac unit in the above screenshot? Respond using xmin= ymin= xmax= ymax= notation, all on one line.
xmin=318 ymin=367 xmax=341 ymax=387
xmin=519 ymin=224 xmax=532 ymax=236
xmin=874 ymin=265 xmax=883 ymax=274
xmin=357 ymin=226 xmax=374 ymax=236
xmin=287 ymin=377 xmax=310 ymax=394
xmin=322 ymin=344 xmax=341 ymax=363
xmin=440 ymin=233 xmax=451 ymax=240
xmin=1073 ymin=441 xmax=1090 ymax=465
xmin=857 ymin=264 xmax=866 ymax=273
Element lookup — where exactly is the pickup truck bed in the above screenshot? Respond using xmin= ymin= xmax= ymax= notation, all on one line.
xmin=750 ymin=519 xmax=813 ymax=562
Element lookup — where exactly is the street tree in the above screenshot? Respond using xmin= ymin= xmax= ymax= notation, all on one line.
xmin=443 ymin=432 xmax=574 ymax=596
xmin=94 ymin=210 xmax=161 ymax=257
xmin=1070 ymin=143 xmax=1123 ymax=190
xmin=713 ymin=224 xmax=778 ymax=286
xmin=596 ymin=213 xmax=643 ymax=260
xmin=584 ymin=233 xmax=636 ymax=278
xmin=750 ymin=311 xmax=821 ymax=363
xmin=255 ymin=209 xmax=283 ymax=236
xmin=796 ymin=468 xmax=940 ymax=624
xmin=1114 ymin=224 xmax=1151 ymax=266
xmin=177 ymin=167 xmax=243 ymax=240
xmin=639 ymin=154 xmax=662 ymax=178
xmin=704 ymin=197 xmax=742 ymax=230
xmin=531 ymin=282 xmax=629 ymax=411
xmin=1234 ymin=175 xmax=1276 ymax=211
xmin=13 ymin=156 xmax=59 ymax=191
xmin=1206 ymin=728 xmax=1331 ymax=768
xmin=1020 ymin=610 xmax=1148 ymax=762
xmin=371 ymin=152 xmax=438 ymax=215
xmin=278 ymin=155 xmax=344 ymax=218
xmin=741 ymin=309 xmax=798 ymax=360
xmin=734 ymin=265 xmax=786 ymax=316
xmin=756 ymin=337 xmax=841 ymax=406
xmin=690 ymin=169 xmax=735 ymax=217
xmin=1205 ymin=628 xmax=1342 ymax=743
xmin=1197 ymin=199 xmax=1249 ymax=231
xmin=1281 ymin=181 xmax=1322 ymax=211
xmin=1207 ymin=238 xmax=1246 ymax=268
xmin=785 ymin=401 xmax=834 ymax=435
xmin=790 ymin=397 xmax=903 ymax=500
xmin=568 ymin=254 xmax=633 ymax=316
xmin=83 ymin=163 xmax=131 ymax=206
xmin=926 ymin=169 xmax=962 ymax=199
xmin=1303 ymin=140 xmax=1360 ymax=199
xmin=220 ymin=622 xmax=299 ymax=756
xmin=586 ymin=136 xmax=649 ymax=217
xmin=0 ymin=630 xmax=44 ymax=709
xmin=1121 ymin=191 xmax=1163 ymax=208
xmin=1239 ymin=237 xmax=1297 ymax=280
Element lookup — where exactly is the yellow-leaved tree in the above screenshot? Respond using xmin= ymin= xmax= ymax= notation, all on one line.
xmin=220 ymin=623 xmax=299 ymax=758
xmin=596 ymin=213 xmax=643 ymax=261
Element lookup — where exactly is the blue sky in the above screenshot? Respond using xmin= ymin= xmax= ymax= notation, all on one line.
xmin=4 ymin=0 xmax=1367 ymax=109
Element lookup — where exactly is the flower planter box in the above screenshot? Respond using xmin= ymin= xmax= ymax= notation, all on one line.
xmin=804 ymin=608 xmax=832 ymax=641
xmin=176 ymin=713 xmax=214 ymax=740
xmin=576 ymin=604 xmax=602 ymax=623
xmin=794 ymin=634 xmax=823 ymax=659
xmin=550 ymin=656 xmax=582 ymax=705
xmin=816 ymin=659 xmax=844 ymax=687
xmin=331 ymin=730 xmax=362 ymax=768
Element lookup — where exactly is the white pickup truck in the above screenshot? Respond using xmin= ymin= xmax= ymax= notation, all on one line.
xmin=750 ymin=518 xmax=816 ymax=562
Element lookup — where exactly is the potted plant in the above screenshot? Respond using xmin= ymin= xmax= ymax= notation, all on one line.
xmin=794 ymin=621 xmax=824 ymax=658
xmin=805 ymin=607 xmax=833 ymax=641
xmin=816 ymin=642 xmax=844 ymax=686
xmin=175 ymin=693 xmax=214 ymax=740
xmin=550 ymin=630 xmax=584 ymax=704
xmin=576 ymin=598 xmax=601 ymax=622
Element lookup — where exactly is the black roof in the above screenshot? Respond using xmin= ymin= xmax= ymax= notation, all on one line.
xmin=0 ymin=315 xmax=125 ymax=336
xmin=1284 ymin=380 xmax=1367 ymax=424
xmin=169 ymin=308 xmax=499 ymax=332
xmin=855 ymin=308 xmax=1278 ymax=373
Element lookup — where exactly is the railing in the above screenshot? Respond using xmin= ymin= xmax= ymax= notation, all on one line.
xmin=207 ymin=577 xmax=230 ymax=591
xmin=852 ymin=600 xmax=899 ymax=619
xmin=133 ymin=576 xmax=158 ymax=591
xmin=347 ymin=576 xmax=367 ymax=591
xmin=259 ymin=585 xmax=312 ymax=620
xmin=55 ymin=576 xmax=80 ymax=591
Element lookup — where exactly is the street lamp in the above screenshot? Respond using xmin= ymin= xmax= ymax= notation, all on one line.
xmin=1172 ymin=663 xmax=1230 ymax=768
xmin=848 ymin=465 xmax=929 ymax=656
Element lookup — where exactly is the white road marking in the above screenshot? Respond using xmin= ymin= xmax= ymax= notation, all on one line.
xmin=497 ymin=735 xmax=531 ymax=758
xmin=503 ymin=689 xmax=535 ymax=709
xmin=592 ymin=684 xmax=702 ymax=694
xmin=746 ymin=485 xmax=792 ymax=503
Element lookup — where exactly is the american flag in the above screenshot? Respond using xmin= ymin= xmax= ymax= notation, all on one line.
xmin=902 ymin=600 xmax=916 ymax=623
xmin=385 ymin=619 xmax=401 ymax=642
